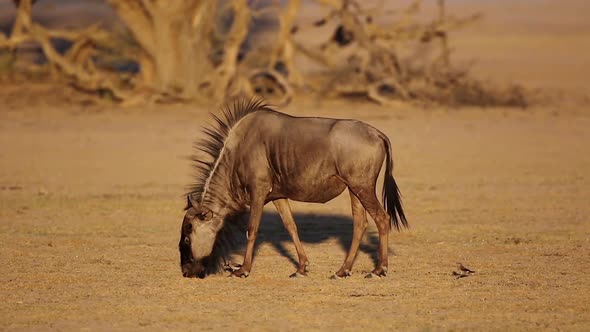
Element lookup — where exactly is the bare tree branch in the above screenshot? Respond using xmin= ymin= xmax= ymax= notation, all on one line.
xmin=107 ymin=0 xmax=156 ymax=55
xmin=210 ymin=0 xmax=252 ymax=100
xmin=270 ymin=0 xmax=303 ymax=86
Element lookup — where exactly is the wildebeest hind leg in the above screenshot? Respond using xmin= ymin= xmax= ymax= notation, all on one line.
xmin=333 ymin=189 xmax=368 ymax=279
xmin=272 ymin=199 xmax=310 ymax=277
xmin=354 ymin=191 xmax=390 ymax=278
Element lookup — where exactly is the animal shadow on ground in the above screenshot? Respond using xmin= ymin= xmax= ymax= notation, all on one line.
xmin=246 ymin=212 xmax=388 ymax=269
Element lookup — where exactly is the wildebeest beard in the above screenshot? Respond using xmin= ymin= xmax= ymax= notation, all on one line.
xmin=180 ymin=211 xmax=247 ymax=278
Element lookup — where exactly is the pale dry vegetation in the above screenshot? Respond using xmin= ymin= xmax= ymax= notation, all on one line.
xmin=0 ymin=0 xmax=528 ymax=107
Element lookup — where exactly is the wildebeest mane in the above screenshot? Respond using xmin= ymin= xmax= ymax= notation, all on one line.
xmin=184 ymin=98 xmax=270 ymax=274
xmin=187 ymin=97 xmax=271 ymax=203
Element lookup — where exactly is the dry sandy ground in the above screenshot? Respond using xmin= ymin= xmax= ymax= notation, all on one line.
xmin=1 ymin=101 xmax=589 ymax=331
xmin=1 ymin=0 xmax=590 ymax=331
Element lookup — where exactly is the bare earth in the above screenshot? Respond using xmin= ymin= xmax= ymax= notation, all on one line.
xmin=1 ymin=100 xmax=589 ymax=331
xmin=1 ymin=1 xmax=590 ymax=331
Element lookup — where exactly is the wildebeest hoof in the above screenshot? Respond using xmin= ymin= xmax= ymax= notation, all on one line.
xmin=330 ymin=273 xmax=348 ymax=280
xmin=223 ymin=261 xmax=242 ymax=272
xmin=331 ymin=269 xmax=351 ymax=279
xmin=367 ymin=268 xmax=387 ymax=278
xmin=230 ymin=269 xmax=249 ymax=278
xmin=289 ymin=271 xmax=307 ymax=278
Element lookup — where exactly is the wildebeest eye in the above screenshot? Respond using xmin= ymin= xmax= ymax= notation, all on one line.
xmin=197 ymin=209 xmax=213 ymax=221
xmin=183 ymin=237 xmax=190 ymax=245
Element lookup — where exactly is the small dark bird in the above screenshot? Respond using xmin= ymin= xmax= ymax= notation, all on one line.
xmin=452 ymin=263 xmax=475 ymax=279
xmin=457 ymin=262 xmax=475 ymax=274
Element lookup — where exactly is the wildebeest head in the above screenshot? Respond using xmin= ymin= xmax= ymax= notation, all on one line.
xmin=179 ymin=194 xmax=224 ymax=278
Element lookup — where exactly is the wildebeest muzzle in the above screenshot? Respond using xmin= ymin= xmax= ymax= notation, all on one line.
xmin=182 ymin=259 xmax=207 ymax=279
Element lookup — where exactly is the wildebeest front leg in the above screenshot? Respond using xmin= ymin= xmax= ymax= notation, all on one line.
xmin=272 ymin=199 xmax=310 ymax=277
xmin=333 ymin=189 xmax=368 ymax=279
xmin=231 ymin=191 xmax=266 ymax=278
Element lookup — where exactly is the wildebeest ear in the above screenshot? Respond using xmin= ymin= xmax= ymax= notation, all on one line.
xmin=198 ymin=209 xmax=213 ymax=221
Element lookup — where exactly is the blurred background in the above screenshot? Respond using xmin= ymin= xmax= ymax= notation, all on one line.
xmin=1 ymin=0 xmax=589 ymax=108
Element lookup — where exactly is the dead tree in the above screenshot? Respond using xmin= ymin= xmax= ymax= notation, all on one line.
xmin=103 ymin=0 xmax=247 ymax=101
xmin=269 ymin=0 xmax=303 ymax=87
xmin=1 ymin=0 xmax=259 ymax=104
xmin=289 ymin=0 xmax=495 ymax=106
xmin=1 ymin=0 xmax=524 ymax=107
xmin=0 ymin=0 xmax=136 ymax=101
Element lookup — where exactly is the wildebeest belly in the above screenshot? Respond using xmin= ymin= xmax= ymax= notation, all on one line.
xmin=269 ymin=174 xmax=346 ymax=203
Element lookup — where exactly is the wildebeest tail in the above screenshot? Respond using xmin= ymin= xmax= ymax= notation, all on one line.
xmin=380 ymin=133 xmax=408 ymax=231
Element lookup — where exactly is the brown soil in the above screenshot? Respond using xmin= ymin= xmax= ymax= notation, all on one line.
xmin=1 ymin=100 xmax=589 ymax=331
xmin=1 ymin=1 xmax=590 ymax=331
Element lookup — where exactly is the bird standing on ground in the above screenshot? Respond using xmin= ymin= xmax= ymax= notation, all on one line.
xmin=457 ymin=262 xmax=475 ymax=274
xmin=452 ymin=262 xmax=475 ymax=278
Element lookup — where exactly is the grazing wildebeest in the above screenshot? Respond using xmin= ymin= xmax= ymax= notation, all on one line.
xmin=179 ymin=98 xmax=408 ymax=279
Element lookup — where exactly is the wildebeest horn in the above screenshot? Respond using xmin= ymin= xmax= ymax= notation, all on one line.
xmin=187 ymin=194 xmax=197 ymax=208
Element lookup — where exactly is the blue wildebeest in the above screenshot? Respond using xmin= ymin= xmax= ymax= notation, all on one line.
xmin=179 ymin=99 xmax=408 ymax=279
